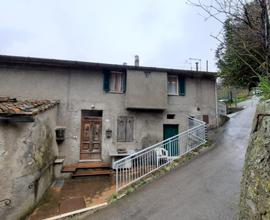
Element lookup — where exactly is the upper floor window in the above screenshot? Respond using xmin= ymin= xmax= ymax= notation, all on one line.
xmin=167 ymin=74 xmax=186 ymax=96
xmin=110 ymin=71 xmax=124 ymax=93
xmin=168 ymin=75 xmax=178 ymax=95
xmin=103 ymin=70 xmax=126 ymax=93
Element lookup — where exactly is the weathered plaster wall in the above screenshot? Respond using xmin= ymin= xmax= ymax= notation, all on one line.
xmin=168 ymin=77 xmax=217 ymax=128
xmin=126 ymin=70 xmax=168 ymax=109
xmin=0 ymin=108 xmax=58 ymax=220
xmin=0 ymin=66 xmax=216 ymax=164
xmin=239 ymin=102 xmax=270 ymax=220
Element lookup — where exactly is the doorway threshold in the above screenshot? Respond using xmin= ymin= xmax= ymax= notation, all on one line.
xmin=79 ymin=159 xmax=102 ymax=163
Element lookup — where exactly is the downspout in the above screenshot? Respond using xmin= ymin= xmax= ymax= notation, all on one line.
xmin=214 ymin=79 xmax=219 ymax=127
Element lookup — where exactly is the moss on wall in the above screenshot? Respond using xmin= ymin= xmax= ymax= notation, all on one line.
xmin=239 ymin=102 xmax=270 ymax=220
xmin=28 ymin=120 xmax=55 ymax=171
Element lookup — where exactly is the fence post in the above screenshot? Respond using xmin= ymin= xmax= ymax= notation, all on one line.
xmin=115 ymin=164 xmax=118 ymax=192
xmin=204 ymin=124 xmax=208 ymax=142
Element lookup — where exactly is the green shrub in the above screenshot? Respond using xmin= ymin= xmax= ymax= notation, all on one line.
xmin=258 ymin=76 xmax=270 ymax=99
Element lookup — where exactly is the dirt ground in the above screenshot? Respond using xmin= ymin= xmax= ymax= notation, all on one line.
xmin=27 ymin=176 xmax=115 ymax=220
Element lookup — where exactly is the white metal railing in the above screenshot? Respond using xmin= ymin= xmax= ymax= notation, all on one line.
xmin=218 ymin=101 xmax=227 ymax=116
xmin=113 ymin=117 xmax=206 ymax=191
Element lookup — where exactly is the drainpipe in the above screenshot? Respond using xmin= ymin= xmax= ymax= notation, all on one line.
xmin=214 ymin=79 xmax=219 ymax=127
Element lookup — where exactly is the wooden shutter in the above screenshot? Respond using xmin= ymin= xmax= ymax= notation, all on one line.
xmin=103 ymin=70 xmax=110 ymax=92
xmin=117 ymin=116 xmax=134 ymax=142
xmin=179 ymin=76 xmax=186 ymax=96
xmin=117 ymin=116 xmax=126 ymax=141
xmin=125 ymin=117 xmax=134 ymax=141
xmin=122 ymin=72 xmax=127 ymax=93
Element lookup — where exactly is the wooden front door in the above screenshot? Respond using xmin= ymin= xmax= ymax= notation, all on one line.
xmin=80 ymin=117 xmax=102 ymax=160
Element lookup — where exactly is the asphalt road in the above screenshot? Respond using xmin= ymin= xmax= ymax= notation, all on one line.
xmin=88 ymin=99 xmax=258 ymax=220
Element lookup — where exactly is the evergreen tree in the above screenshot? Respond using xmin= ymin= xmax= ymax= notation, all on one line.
xmin=216 ymin=1 xmax=268 ymax=89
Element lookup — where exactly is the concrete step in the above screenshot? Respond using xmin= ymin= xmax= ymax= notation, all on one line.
xmin=72 ymin=169 xmax=113 ymax=177
xmin=62 ymin=162 xmax=111 ymax=173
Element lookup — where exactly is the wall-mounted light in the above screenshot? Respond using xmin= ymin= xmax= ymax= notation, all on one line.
xmin=106 ymin=129 xmax=112 ymax=138
xmin=91 ymin=105 xmax=95 ymax=109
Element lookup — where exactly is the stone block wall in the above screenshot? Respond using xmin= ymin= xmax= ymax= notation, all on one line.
xmin=239 ymin=102 xmax=270 ymax=220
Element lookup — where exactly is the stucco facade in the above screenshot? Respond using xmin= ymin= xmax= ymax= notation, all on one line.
xmin=0 ymin=55 xmax=217 ymax=165
xmin=0 ymin=107 xmax=58 ymax=220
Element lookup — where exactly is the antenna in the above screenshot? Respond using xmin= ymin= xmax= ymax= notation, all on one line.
xmin=185 ymin=59 xmax=193 ymax=70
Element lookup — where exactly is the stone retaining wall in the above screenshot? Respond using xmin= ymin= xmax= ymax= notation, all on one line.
xmin=239 ymin=101 xmax=270 ymax=220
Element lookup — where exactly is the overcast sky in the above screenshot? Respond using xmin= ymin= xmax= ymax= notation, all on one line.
xmin=0 ymin=0 xmax=222 ymax=71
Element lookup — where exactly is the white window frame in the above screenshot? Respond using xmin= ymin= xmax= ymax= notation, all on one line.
xmin=167 ymin=75 xmax=179 ymax=95
xmin=110 ymin=71 xmax=124 ymax=93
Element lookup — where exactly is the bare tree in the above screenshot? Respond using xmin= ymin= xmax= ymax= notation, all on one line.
xmin=187 ymin=0 xmax=270 ymax=79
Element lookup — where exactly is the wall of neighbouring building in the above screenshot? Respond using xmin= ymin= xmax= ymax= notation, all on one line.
xmin=0 ymin=108 xmax=58 ymax=220
xmin=0 ymin=66 xmax=217 ymax=164
xmin=239 ymin=101 xmax=270 ymax=220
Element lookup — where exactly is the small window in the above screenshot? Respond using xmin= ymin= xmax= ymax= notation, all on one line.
xmin=117 ymin=116 xmax=134 ymax=142
xmin=82 ymin=110 xmax=103 ymax=117
xmin=168 ymin=75 xmax=178 ymax=95
xmin=110 ymin=71 xmax=124 ymax=93
xmin=203 ymin=115 xmax=209 ymax=124
xmin=167 ymin=114 xmax=175 ymax=119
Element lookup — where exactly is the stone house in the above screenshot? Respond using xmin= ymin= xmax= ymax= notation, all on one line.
xmin=0 ymin=55 xmax=217 ymax=166
xmin=0 ymin=98 xmax=59 ymax=219
xmin=0 ymin=55 xmax=217 ymax=219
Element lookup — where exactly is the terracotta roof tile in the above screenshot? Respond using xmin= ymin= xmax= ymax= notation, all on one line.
xmin=0 ymin=97 xmax=59 ymax=116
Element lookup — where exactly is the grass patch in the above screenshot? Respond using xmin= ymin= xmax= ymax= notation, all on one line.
xmin=237 ymin=96 xmax=251 ymax=103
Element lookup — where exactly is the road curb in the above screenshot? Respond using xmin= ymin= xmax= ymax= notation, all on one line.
xmin=43 ymin=203 xmax=108 ymax=220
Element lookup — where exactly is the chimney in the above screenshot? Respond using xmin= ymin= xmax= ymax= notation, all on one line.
xmin=134 ymin=55 xmax=139 ymax=67
xmin=195 ymin=62 xmax=199 ymax=71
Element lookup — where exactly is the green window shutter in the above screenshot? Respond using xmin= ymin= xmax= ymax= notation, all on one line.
xmin=178 ymin=76 xmax=186 ymax=96
xmin=122 ymin=72 xmax=127 ymax=93
xmin=103 ymin=70 xmax=110 ymax=92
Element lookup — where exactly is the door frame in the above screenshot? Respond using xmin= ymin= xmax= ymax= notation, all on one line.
xmin=163 ymin=124 xmax=179 ymax=157
xmin=163 ymin=124 xmax=179 ymax=140
xmin=80 ymin=115 xmax=102 ymax=161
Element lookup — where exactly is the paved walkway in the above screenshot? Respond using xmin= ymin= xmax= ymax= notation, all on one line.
xmin=88 ymin=98 xmax=258 ymax=220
